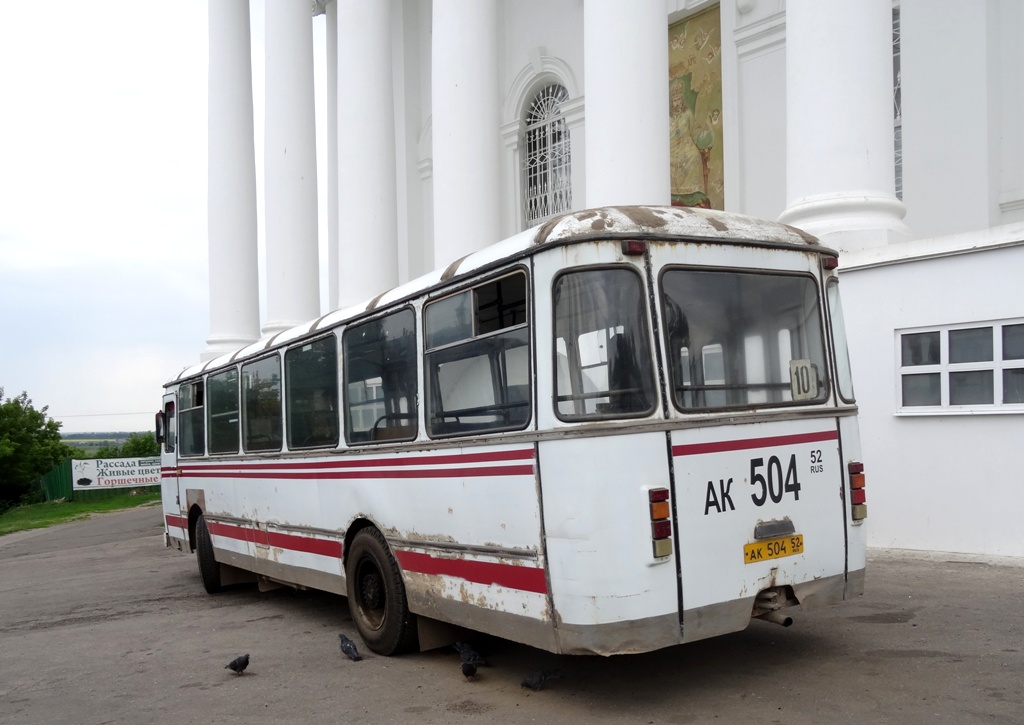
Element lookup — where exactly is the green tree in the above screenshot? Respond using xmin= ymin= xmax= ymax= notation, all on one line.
xmin=120 ymin=432 xmax=159 ymax=457
xmin=92 ymin=444 xmax=122 ymax=459
xmin=0 ymin=387 xmax=74 ymax=510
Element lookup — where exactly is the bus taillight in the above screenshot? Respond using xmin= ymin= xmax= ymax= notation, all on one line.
xmin=649 ymin=488 xmax=673 ymax=558
xmin=848 ymin=461 xmax=867 ymax=521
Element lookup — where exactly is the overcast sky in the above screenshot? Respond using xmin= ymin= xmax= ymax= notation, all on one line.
xmin=0 ymin=1 xmax=329 ymax=435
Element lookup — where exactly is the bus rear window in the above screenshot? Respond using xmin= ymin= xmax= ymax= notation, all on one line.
xmin=661 ymin=269 xmax=827 ymax=411
xmin=553 ymin=268 xmax=656 ymax=420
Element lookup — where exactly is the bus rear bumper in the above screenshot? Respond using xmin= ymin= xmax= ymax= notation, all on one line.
xmin=681 ymin=569 xmax=864 ymax=644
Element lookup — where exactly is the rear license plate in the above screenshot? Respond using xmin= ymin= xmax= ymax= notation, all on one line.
xmin=744 ymin=535 xmax=804 ymax=564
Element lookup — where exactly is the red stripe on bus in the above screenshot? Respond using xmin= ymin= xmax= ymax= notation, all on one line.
xmin=178 ymin=465 xmax=535 ymax=480
xmin=395 ymin=550 xmax=548 ymax=594
xmin=672 ymin=429 xmax=839 ymax=457
xmin=165 ymin=514 xmax=187 ymax=529
xmin=204 ymin=520 xmax=343 ymax=558
xmin=267 ymin=530 xmax=343 ymax=558
xmin=179 ymin=448 xmax=535 ymax=473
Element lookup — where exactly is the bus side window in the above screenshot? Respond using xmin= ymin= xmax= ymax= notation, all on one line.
xmin=162 ymin=401 xmax=176 ymax=453
xmin=241 ymin=356 xmax=283 ymax=452
xmin=343 ymin=308 xmax=417 ymax=444
xmin=207 ymin=368 xmax=240 ymax=454
xmin=425 ymin=272 xmax=531 ymax=437
xmin=286 ymin=335 xmax=339 ymax=449
xmin=178 ymin=382 xmax=205 ymax=457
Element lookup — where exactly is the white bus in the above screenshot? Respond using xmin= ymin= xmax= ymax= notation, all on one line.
xmin=156 ymin=205 xmax=866 ymax=656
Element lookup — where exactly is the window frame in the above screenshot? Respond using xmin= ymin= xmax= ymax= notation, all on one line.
xmin=521 ymin=83 xmax=572 ymax=226
xmin=552 ymin=264 xmax=658 ymax=422
xmin=424 ymin=268 xmax=532 ymax=439
xmin=342 ymin=307 xmax=419 ymax=446
xmin=207 ymin=367 xmax=240 ymax=455
xmin=895 ymin=319 xmax=1024 ymax=415
xmin=658 ymin=265 xmax=831 ymax=414
xmin=178 ymin=380 xmax=205 ymax=458
xmin=240 ymin=353 xmax=284 ymax=453
xmin=285 ymin=334 xmax=340 ymax=450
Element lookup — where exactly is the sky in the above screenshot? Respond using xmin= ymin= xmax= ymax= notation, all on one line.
xmin=0 ymin=1 xmax=330 ymax=435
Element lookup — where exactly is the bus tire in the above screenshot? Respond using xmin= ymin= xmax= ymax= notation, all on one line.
xmin=345 ymin=527 xmax=417 ymax=656
xmin=195 ymin=513 xmax=223 ymax=594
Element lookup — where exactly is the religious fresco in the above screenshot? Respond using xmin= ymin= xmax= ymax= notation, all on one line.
xmin=669 ymin=6 xmax=724 ymax=209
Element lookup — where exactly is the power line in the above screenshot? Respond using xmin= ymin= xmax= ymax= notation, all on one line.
xmin=51 ymin=413 xmax=151 ymax=419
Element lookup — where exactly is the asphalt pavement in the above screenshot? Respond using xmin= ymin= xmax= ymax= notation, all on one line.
xmin=0 ymin=506 xmax=1020 ymax=725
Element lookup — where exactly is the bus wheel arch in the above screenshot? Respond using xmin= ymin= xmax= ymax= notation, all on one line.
xmin=344 ymin=524 xmax=418 ymax=656
xmin=187 ymin=504 xmax=204 ymax=552
xmin=194 ymin=512 xmax=223 ymax=594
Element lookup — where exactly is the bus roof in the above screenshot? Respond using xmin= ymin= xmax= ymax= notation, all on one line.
xmin=168 ymin=206 xmax=822 ymax=385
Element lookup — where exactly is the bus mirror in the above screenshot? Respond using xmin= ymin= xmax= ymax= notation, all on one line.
xmin=155 ymin=411 xmax=166 ymax=444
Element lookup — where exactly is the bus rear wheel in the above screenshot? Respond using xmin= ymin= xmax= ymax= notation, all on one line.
xmin=345 ymin=527 xmax=417 ymax=656
xmin=195 ymin=513 xmax=223 ymax=594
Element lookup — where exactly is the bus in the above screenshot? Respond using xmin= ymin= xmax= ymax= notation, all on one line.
xmin=156 ymin=205 xmax=866 ymax=656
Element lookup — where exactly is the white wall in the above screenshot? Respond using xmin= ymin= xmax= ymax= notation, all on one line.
xmin=840 ymin=242 xmax=1024 ymax=557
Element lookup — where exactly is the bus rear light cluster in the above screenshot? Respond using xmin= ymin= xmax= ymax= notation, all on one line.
xmin=649 ymin=488 xmax=673 ymax=558
xmin=848 ymin=461 xmax=867 ymax=521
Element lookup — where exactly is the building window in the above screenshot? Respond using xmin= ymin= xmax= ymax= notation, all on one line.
xmin=897 ymin=320 xmax=1024 ymax=413
xmin=522 ymin=84 xmax=571 ymax=225
xmin=893 ymin=6 xmax=902 ymax=200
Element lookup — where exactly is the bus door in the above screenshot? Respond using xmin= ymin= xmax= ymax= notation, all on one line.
xmin=652 ymin=255 xmax=848 ymax=642
xmin=157 ymin=392 xmax=187 ymax=550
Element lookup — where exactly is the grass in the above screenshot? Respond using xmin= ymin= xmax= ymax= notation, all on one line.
xmin=0 ymin=492 xmax=162 ymax=537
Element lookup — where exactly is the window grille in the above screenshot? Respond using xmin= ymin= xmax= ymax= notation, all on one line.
xmin=523 ymin=84 xmax=572 ymax=225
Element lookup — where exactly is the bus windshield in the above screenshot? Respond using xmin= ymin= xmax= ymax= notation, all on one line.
xmin=661 ymin=269 xmax=827 ymax=410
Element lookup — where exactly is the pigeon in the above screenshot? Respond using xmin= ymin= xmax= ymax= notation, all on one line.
xmin=520 ymin=669 xmax=561 ymax=691
xmin=225 ymin=654 xmax=250 ymax=676
xmin=338 ymin=634 xmax=363 ymax=661
xmin=452 ymin=641 xmax=489 ymax=667
xmin=461 ymin=660 xmax=478 ymax=681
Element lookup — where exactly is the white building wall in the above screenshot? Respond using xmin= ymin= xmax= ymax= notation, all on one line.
xmin=841 ymin=238 xmax=1024 ymax=557
xmin=996 ymin=0 xmax=1024 ymax=226
xmin=725 ymin=4 xmax=786 ymax=218
xmin=900 ymin=1 xmax=992 ymax=238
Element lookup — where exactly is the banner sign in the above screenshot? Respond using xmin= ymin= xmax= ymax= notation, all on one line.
xmin=72 ymin=457 xmax=161 ymax=490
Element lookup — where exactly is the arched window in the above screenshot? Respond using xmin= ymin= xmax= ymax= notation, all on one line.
xmin=522 ymin=84 xmax=571 ymax=225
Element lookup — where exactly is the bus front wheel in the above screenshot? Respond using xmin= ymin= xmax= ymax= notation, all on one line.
xmin=195 ymin=513 xmax=223 ymax=594
xmin=345 ymin=527 xmax=417 ymax=655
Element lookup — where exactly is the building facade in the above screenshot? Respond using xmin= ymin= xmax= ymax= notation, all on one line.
xmin=203 ymin=0 xmax=1024 ymax=557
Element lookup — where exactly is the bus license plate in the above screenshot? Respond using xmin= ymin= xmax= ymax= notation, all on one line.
xmin=744 ymin=535 xmax=804 ymax=564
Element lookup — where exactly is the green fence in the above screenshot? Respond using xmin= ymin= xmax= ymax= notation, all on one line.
xmin=40 ymin=460 xmax=72 ymax=502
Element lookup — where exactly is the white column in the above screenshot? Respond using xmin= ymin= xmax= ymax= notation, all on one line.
xmin=205 ymin=0 xmax=259 ymax=361
xmin=326 ymin=1 xmax=340 ymax=310
xmin=778 ymin=0 xmax=909 ymax=252
xmin=431 ymin=0 xmax=501 ymax=267
xmin=337 ymin=0 xmax=399 ymax=307
xmin=263 ymin=0 xmax=321 ymax=336
xmin=583 ymin=0 xmax=670 ymax=208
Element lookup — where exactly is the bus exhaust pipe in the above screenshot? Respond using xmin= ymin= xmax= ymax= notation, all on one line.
xmin=757 ymin=610 xmax=793 ymax=627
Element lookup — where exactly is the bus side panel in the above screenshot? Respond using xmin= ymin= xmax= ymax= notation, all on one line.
xmin=839 ymin=414 xmax=866 ymax=593
xmin=672 ymin=417 xmax=848 ymax=643
xmin=185 ymin=445 xmax=554 ymax=645
xmin=538 ymin=433 xmax=683 ymax=655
